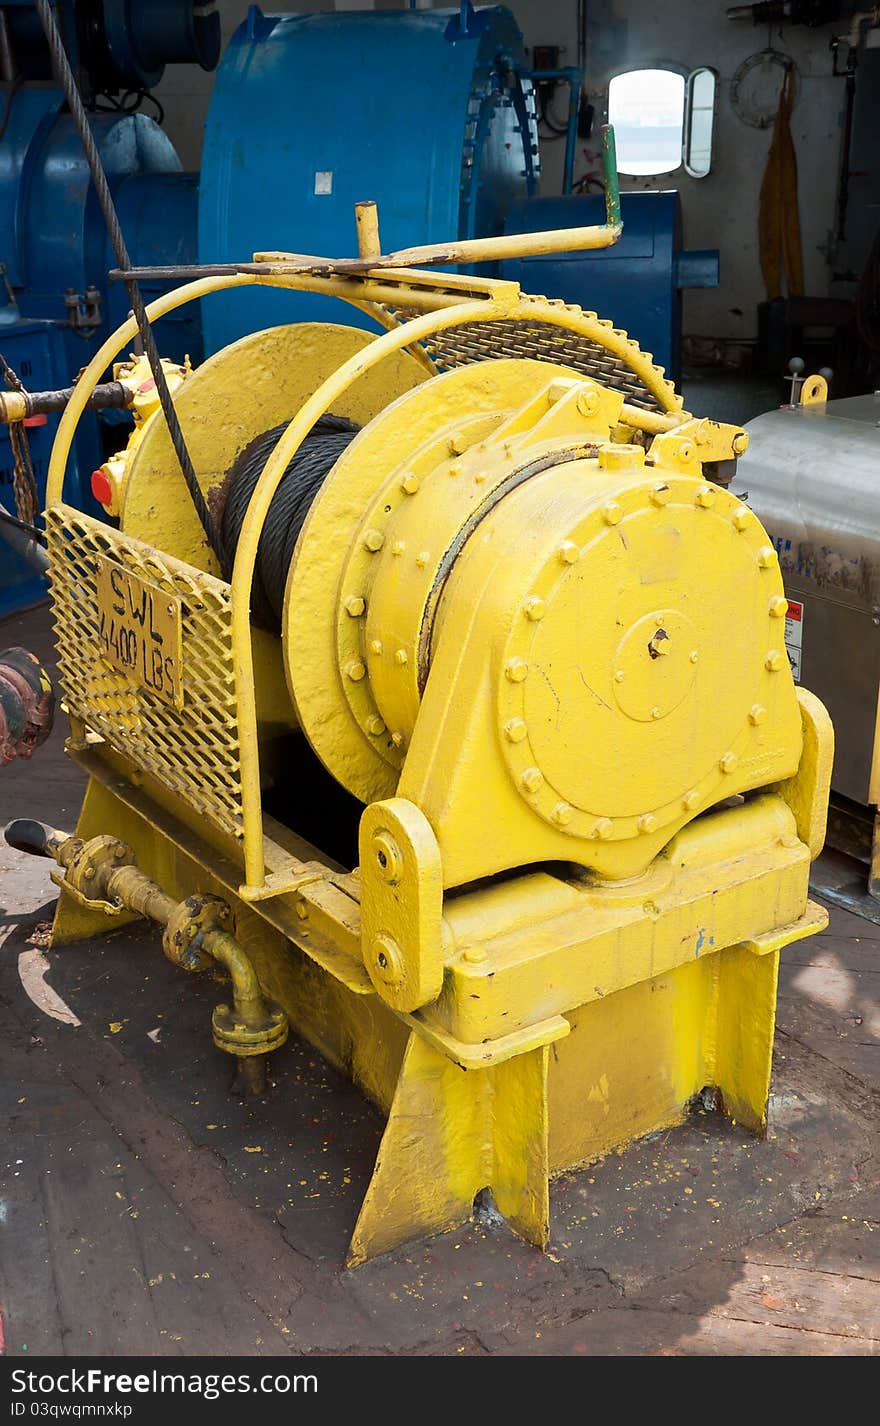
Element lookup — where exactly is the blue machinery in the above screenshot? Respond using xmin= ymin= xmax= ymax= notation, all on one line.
xmin=0 ymin=2 xmax=718 ymax=614
xmin=0 ymin=0 xmax=215 ymax=615
xmin=198 ymin=4 xmax=542 ymax=349
xmin=502 ymin=192 xmax=720 ymax=385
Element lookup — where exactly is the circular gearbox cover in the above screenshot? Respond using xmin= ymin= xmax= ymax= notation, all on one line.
xmin=492 ymin=463 xmax=801 ymax=842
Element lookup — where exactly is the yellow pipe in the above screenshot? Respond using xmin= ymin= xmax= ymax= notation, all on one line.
xmin=254 ymin=222 xmax=624 ymax=274
xmin=355 ymin=201 xmax=382 ymax=260
xmin=202 ymin=928 xmax=267 ymax=1027
xmin=618 ymin=403 xmax=689 ymax=434
xmin=106 ymin=863 xmax=178 ymax=925
xmin=345 ymin=301 xmax=438 ymax=376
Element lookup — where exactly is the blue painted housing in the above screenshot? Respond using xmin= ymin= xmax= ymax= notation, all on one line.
xmin=199 ymin=4 xmax=539 ymax=350
xmin=501 ymin=192 xmax=719 ymax=387
xmin=0 ymin=319 xmax=71 ymax=618
xmin=0 ymin=87 xmax=199 ymax=615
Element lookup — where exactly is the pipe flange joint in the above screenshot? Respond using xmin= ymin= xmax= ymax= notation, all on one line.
xmin=65 ymin=834 xmax=135 ymax=902
xmin=211 ymin=1000 xmax=289 ymax=1058
xmin=163 ymin=893 xmax=233 ymax=974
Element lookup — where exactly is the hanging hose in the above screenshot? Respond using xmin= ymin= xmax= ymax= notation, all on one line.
xmin=0 ymin=501 xmax=50 ymax=575
xmin=220 ymin=415 xmax=360 ymax=632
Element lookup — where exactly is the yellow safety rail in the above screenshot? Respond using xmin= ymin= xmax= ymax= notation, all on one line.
xmin=46 ymin=268 xmax=685 ymax=892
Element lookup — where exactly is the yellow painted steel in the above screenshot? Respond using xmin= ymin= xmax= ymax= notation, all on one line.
xmin=42 ymin=232 xmax=835 ymax=1265
xmin=88 ymin=354 xmax=191 ymax=516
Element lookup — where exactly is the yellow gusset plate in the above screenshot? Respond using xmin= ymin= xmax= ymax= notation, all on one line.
xmin=96 ymin=557 xmax=183 ymax=709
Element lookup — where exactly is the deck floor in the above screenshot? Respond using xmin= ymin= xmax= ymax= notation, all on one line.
xmin=1 ymin=603 xmax=878 ymax=1357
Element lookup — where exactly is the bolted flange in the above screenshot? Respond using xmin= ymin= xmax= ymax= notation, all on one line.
xmin=212 ymin=1000 xmax=289 ymax=1058
xmin=163 ymin=893 xmax=232 ymax=973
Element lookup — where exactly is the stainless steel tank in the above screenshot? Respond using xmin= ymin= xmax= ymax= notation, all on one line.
xmin=742 ymin=392 xmax=880 ymax=809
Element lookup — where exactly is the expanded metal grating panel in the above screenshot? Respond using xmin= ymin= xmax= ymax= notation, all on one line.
xmin=384 ymin=299 xmax=676 ymax=412
xmin=45 ymin=505 xmax=244 ymax=842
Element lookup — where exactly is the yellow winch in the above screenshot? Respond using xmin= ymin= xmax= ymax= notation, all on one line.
xmin=29 ymin=211 xmax=832 ymax=1265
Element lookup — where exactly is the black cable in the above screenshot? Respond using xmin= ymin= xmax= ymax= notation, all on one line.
xmin=92 ymin=90 xmax=166 ymax=125
xmin=33 ymin=0 xmax=221 ymax=560
xmin=220 ymin=416 xmax=360 ymax=633
xmin=0 ymin=74 xmax=23 ymax=144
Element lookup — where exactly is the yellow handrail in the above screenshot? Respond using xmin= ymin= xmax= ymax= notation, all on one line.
xmin=46 ymin=268 xmax=683 ymax=890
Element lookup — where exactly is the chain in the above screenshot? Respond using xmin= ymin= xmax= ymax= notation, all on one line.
xmin=0 ymin=351 xmax=39 ymax=527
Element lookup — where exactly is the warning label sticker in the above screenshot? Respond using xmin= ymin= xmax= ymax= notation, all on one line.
xmin=784 ymin=598 xmax=803 ymax=682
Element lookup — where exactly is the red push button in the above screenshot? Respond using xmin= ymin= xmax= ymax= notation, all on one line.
xmin=91 ymin=467 xmax=113 ymax=507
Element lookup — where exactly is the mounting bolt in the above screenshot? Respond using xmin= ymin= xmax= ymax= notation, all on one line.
xmin=732 ymin=432 xmax=749 ymax=455
xmin=504 ymin=717 xmax=528 ymax=743
xmin=294 ymin=898 xmax=308 ymax=919
xmin=637 ymin=813 xmax=656 ymax=834
xmin=613 ymin=669 xmax=625 ymax=683
xmin=732 ymin=506 xmax=750 ymax=531
xmin=369 ymin=639 xmax=383 ymax=655
xmin=344 ymin=595 xmax=365 ymax=617
xmin=757 ymin=545 xmax=777 ymax=569
xmin=448 ymin=431 xmax=468 ymax=456
xmin=577 ymin=388 xmax=599 ymax=417
xmin=559 ymin=541 xmax=579 ymax=564
xmin=371 ymin=933 xmax=404 ymax=987
xmin=602 ymin=501 xmax=622 ymax=525
xmin=394 ymin=648 xmax=408 ymax=666
xmin=345 ymin=659 xmax=366 ymax=681
xmin=695 ymin=484 xmax=716 ymax=508
xmin=720 ymin=751 xmax=737 ymax=773
xmin=463 ymin=944 xmax=488 ymax=965
xmin=367 ymin=714 xmax=386 ymax=735
xmin=416 ymin=550 xmax=429 ymax=568
xmin=521 ymin=766 xmax=544 ymax=793
xmin=524 ymin=596 xmax=545 ymax=621
xmin=683 ymin=789 xmax=700 ymax=810
xmin=768 ymin=595 xmax=788 ymax=618
xmin=592 ymin=818 xmax=614 ymax=840
xmin=689 ymin=649 xmax=699 ymax=664
xmin=765 ymin=650 xmax=785 ymax=671
xmin=374 ymin=832 xmax=403 ymax=883
xmin=651 ymin=705 xmax=663 ymax=719
xmin=391 ymin=730 xmax=406 ymax=748
xmin=392 ymin=540 xmax=405 ymax=557
xmin=363 ymin=529 xmax=384 ymax=552
xmin=400 ymin=472 xmax=420 ymax=494
xmin=448 ymin=461 xmax=463 ymax=478
xmin=552 ymin=801 xmax=573 ymax=826
xmin=650 ymin=483 xmax=671 ymax=506
xmin=505 ymin=658 xmax=529 ymax=683
xmin=749 ymin=704 xmax=766 ymax=725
